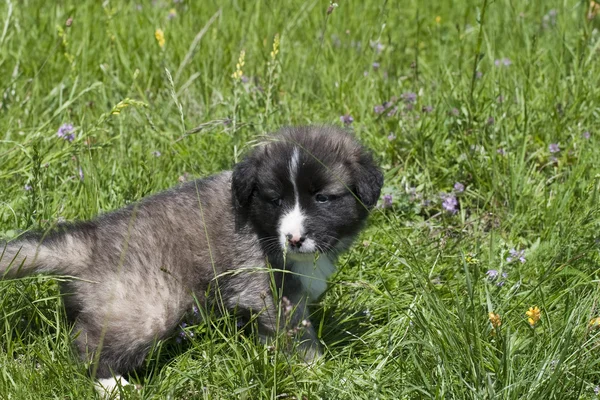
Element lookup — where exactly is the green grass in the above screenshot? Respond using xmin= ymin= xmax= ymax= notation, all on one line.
xmin=2 ymin=0 xmax=600 ymax=398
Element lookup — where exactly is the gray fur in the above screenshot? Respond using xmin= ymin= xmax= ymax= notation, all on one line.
xmin=0 ymin=125 xmax=383 ymax=381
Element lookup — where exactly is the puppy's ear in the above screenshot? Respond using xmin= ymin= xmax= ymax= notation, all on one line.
xmin=354 ymin=150 xmax=384 ymax=209
xmin=232 ymin=156 xmax=257 ymax=209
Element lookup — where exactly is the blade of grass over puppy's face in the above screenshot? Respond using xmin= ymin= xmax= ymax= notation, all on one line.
xmin=2 ymin=0 xmax=600 ymax=398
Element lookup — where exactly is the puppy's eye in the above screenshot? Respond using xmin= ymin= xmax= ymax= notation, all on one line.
xmin=271 ymin=198 xmax=283 ymax=206
xmin=315 ymin=194 xmax=330 ymax=203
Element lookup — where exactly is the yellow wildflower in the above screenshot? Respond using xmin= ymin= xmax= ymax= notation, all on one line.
xmin=155 ymin=29 xmax=165 ymax=48
xmin=270 ymin=33 xmax=280 ymax=61
xmin=589 ymin=317 xmax=600 ymax=328
xmin=526 ymin=306 xmax=541 ymax=327
xmin=465 ymin=253 xmax=479 ymax=265
xmin=435 ymin=16 xmax=442 ymax=24
xmin=489 ymin=312 xmax=501 ymax=329
xmin=231 ymin=50 xmax=245 ymax=81
xmin=589 ymin=1 xmax=600 ymax=19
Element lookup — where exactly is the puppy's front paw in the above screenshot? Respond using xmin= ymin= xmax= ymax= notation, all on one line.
xmin=296 ymin=325 xmax=323 ymax=366
xmin=95 ymin=375 xmax=135 ymax=399
xmin=299 ymin=341 xmax=323 ymax=366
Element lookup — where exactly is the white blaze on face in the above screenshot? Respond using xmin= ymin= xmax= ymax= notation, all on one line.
xmin=279 ymin=203 xmax=305 ymax=247
xmin=278 ymin=147 xmax=335 ymax=300
xmin=278 ymin=148 xmax=316 ymax=253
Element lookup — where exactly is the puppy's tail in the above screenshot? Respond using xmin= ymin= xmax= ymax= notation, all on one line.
xmin=1 ymin=226 xmax=91 ymax=279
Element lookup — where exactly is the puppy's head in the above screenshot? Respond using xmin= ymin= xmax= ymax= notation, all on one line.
xmin=232 ymin=126 xmax=383 ymax=258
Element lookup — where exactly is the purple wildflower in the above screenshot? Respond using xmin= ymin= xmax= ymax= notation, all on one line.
xmin=372 ymin=62 xmax=380 ymax=70
xmin=497 ymin=148 xmax=506 ymax=156
xmin=549 ymin=143 xmax=560 ymax=153
xmin=241 ymin=75 xmax=250 ymax=83
xmin=441 ymin=193 xmax=458 ymax=214
xmin=487 ymin=116 xmax=495 ymax=125
xmin=78 ymin=167 xmax=84 ymax=181
xmin=168 ymin=9 xmax=177 ymax=19
xmin=401 ymin=92 xmax=417 ymax=104
xmin=543 ymin=9 xmax=558 ymax=28
xmin=24 ymin=184 xmax=32 ymax=191
xmin=583 ymin=131 xmax=591 ymax=140
xmin=192 ymin=305 xmax=199 ymax=315
xmin=152 ymin=150 xmax=161 ymax=157
xmin=497 ymin=272 xmax=508 ymax=287
xmin=595 ymin=386 xmax=600 ymax=395
xmin=386 ymin=106 xmax=398 ymax=117
xmin=453 ymin=182 xmax=465 ymax=193
xmin=407 ymin=187 xmax=420 ymax=202
xmin=374 ymin=104 xmax=385 ymax=114
xmin=494 ymin=58 xmax=512 ymax=67
xmin=476 ymin=71 xmax=483 ymax=79
xmin=422 ymin=105 xmax=433 ymax=113
xmin=387 ymin=133 xmax=396 ymax=141
xmin=57 ymin=123 xmax=75 ymax=142
xmin=486 ymin=269 xmax=499 ymax=280
xmin=382 ymin=194 xmax=393 ymax=208
xmin=370 ymin=40 xmax=384 ymax=53
xmin=331 ymin=34 xmax=341 ymax=48
xmin=340 ymin=114 xmax=354 ymax=125
xmin=507 ymin=248 xmax=526 ymax=264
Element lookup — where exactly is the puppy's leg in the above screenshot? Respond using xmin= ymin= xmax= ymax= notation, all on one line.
xmin=223 ymin=273 xmax=322 ymax=362
xmin=74 ymin=320 xmax=143 ymax=398
xmin=279 ymin=294 xmax=322 ymax=363
xmin=71 ymin=292 xmax=186 ymax=396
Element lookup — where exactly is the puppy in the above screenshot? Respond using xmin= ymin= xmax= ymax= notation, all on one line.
xmin=0 ymin=125 xmax=383 ymax=395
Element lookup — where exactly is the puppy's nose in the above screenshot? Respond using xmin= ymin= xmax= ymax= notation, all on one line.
xmin=286 ymin=233 xmax=306 ymax=248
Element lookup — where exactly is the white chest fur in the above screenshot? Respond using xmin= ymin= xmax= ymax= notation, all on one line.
xmin=289 ymin=255 xmax=336 ymax=302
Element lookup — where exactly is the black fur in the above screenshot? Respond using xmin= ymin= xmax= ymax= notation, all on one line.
xmin=238 ymin=126 xmax=383 ymax=256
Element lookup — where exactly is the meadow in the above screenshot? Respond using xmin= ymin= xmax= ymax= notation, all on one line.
xmin=1 ymin=0 xmax=600 ymax=398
